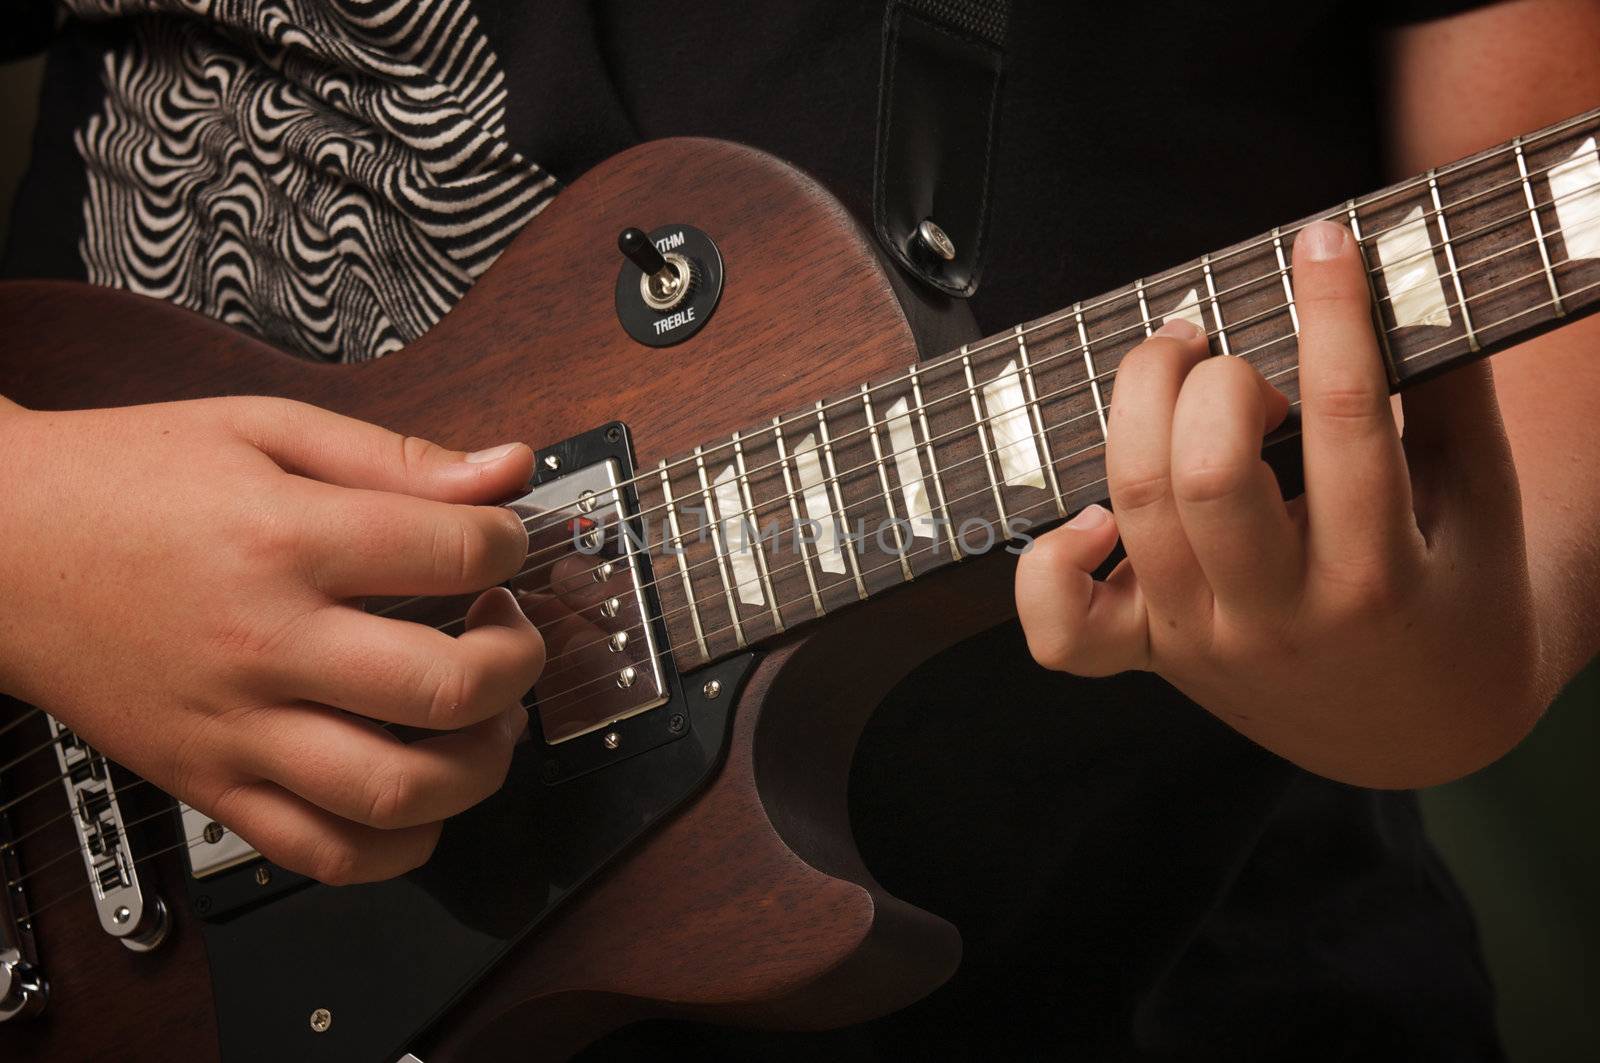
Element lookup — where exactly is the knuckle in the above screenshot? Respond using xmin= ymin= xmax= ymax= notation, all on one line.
xmin=1321 ymin=560 xmax=1403 ymax=617
xmin=305 ymin=837 xmax=365 ymax=886
xmin=1313 ymin=384 xmax=1384 ymax=425
xmin=1173 ymin=458 xmax=1258 ymax=505
xmin=1112 ymin=467 xmax=1171 ymax=512
xmin=362 ymin=761 xmax=416 ymax=829
xmin=398 ymin=433 xmax=447 ymax=477
xmin=432 ymin=519 xmax=477 ymax=586
xmin=425 ymin=661 xmax=481 ymax=728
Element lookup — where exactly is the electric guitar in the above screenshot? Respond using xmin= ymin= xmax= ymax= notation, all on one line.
xmin=3 ymin=104 xmax=1599 ymax=1062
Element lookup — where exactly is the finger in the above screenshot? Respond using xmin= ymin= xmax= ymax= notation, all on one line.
xmin=297 ymin=481 xmax=530 ymax=598
xmin=282 ymin=587 xmax=545 ymax=729
xmin=227 ymin=397 xmax=533 ymax=504
xmin=229 ymin=701 xmax=526 ymax=830
xmin=207 ymin=780 xmax=442 ymax=885
xmin=1400 ymin=361 xmax=1522 ymax=544
xmin=1104 ymin=320 xmax=1211 ymax=615
xmin=1170 ymin=355 xmax=1302 ymax=619
xmin=1015 ymin=504 xmax=1149 ymax=676
xmin=1292 ymin=221 xmax=1421 ymax=572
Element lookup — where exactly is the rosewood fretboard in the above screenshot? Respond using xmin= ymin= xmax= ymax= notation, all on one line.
xmin=636 ymin=107 xmax=1600 ymax=667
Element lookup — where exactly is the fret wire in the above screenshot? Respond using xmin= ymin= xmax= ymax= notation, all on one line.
xmin=1013 ymin=325 xmax=1067 ymax=518
xmin=771 ymin=416 xmax=824 ymax=618
xmin=408 ymin=152 xmax=1600 ymax=604
xmin=816 ymin=402 xmax=868 ymax=601
xmin=1271 ymin=226 xmax=1300 ymax=335
xmin=522 ymin=267 xmax=1600 ymax=694
xmin=1429 ymin=170 xmax=1479 ymax=353
xmin=859 ymin=386 xmax=915 ymax=583
xmin=1345 ymin=199 xmax=1401 ymax=386
xmin=1201 ymin=254 xmax=1232 ymax=355
xmin=1135 ymin=277 xmax=1154 ymax=336
xmin=731 ymin=430 xmax=784 ymax=631
xmin=520 ymin=208 xmax=1566 ymax=612
xmin=657 ymin=460 xmax=708 ymax=661
xmin=961 ymin=346 xmax=1010 ymax=527
xmin=1515 ymin=136 xmax=1565 ymax=316
xmin=518 ymin=205 xmax=1578 ymax=617
xmin=1074 ymin=302 xmax=1110 ymax=441
xmin=909 ymin=364 xmax=962 ymax=559
xmin=478 ymin=120 xmax=1600 ymax=558
xmin=693 ymin=446 xmax=746 ymax=648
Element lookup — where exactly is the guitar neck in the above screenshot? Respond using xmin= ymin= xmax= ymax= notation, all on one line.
xmin=642 ymin=106 xmax=1600 ymax=668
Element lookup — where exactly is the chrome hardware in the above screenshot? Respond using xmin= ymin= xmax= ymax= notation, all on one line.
xmin=915 ymin=219 xmax=956 ymax=261
xmin=507 ymin=458 xmax=668 ymax=743
xmin=180 ymin=802 xmax=259 ymax=880
xmin=47 ymin=717 xmax=168 ymax=952
xmin=309 ymin=1007 xmax=332 ymax=1033
xmin=602 ymin=732 xmax=621 ymax=751
xmin=638 ymin=251 xmax=694 ymax=312
xmin=0 ymin=948 xmax=46 ymax=1023
xmin=702 ymin=679 xmax=722 ymax=700
xmin=542 ymin=454 xmax=562 ymax=471
xmin=1 ymin=787 xmax=47 ymax=1022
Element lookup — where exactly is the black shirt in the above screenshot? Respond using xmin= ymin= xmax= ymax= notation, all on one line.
xmin=6 ymin=2 xmax=1505 ymax=1059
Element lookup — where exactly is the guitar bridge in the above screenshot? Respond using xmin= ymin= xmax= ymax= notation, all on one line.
xmin=46 ymin=718 xmax=167 ymax=952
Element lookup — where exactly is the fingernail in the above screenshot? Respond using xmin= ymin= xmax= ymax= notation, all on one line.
xmin=1300 ymin=220 xmax=1348 ymax=262
xmin=1154 ymin=318 xmax=1201 ymax=341
xmin=465 ymin=442 xmax=521 ymax=464
xmin=1067 ymin=503 xmax=1109 ymax=529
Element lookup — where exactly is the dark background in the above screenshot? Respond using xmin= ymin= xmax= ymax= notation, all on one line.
xmin=1 ymin=53 xmax=1594 ymax=1062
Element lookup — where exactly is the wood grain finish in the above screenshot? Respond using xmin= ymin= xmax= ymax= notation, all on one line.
xmin=0 ymin=138 xmax=979 ymax=1061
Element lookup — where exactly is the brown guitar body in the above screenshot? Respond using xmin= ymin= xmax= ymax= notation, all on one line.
xmin=0 ymin=139 xmax=1015 ymax=1060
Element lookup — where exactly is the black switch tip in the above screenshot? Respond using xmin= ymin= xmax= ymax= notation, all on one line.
xmin=618 ymin=227 xmax=669 ymax=276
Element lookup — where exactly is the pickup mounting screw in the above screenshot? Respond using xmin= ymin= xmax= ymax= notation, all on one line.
xmin=603 ymin=731 xmax=621 ymax=750
xmin=702 ymin=679 xmax=722 ymax=700
xmin=309 ymin=1008 xmax=332 ymax=1033
xmin=543 ymin=454 xmax=562 ymax=471
xmin=114 ymin=906 xmax=131 ymax=924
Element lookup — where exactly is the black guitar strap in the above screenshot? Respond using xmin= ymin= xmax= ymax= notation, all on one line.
xmin=873 ymin=0 xmax=1010 ymax=299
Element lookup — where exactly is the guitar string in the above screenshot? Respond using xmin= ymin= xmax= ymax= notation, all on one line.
xmin=400 ymin=164 xmax=1600 ymax=623
xmin=478 ymin=270 xmax=1600 ymax=717
xmin=2 ymin=134 xmax=1597 ymax=795
xmin=3 ymin=801 xmax=177 ymax=890
xmin=476 ymin=121 xmax=1600 ymax=559
xmin=0 ymin=706 xmax=43 ymax=741
xmin=436 ymin=227 xmax=1585 ymax=684
xmin=4 ymin=275 xmax=1594 ymax=898
xmin=0 ymin=254 xmax=1590 ymax=798
xmin=0 ymin=778 xmax=150 ymax=856
xmin=5 ymin=119 xmax=1594 ymax=902
xmin=483 ymin=163 xmax=1600 ymax=601
xmin=14 ymin=825 xmax=222 ymax=927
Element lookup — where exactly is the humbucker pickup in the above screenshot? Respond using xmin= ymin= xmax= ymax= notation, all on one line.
xmin=507 ymin=454 xmax=669 ymax=744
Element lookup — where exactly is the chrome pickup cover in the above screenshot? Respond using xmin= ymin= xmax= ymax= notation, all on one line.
xmin=507 ymin=458 xmax=668 ymax=743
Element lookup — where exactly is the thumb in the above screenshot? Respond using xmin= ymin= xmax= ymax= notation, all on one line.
xmin=229 ymin=397 xmax=533 ymax=504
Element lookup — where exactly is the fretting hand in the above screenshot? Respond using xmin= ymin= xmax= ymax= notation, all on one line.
xmin=0 ymin=396 xmax=544 ymax=883
xmin=1015 ymin=220 xmax=1543 ymax=788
